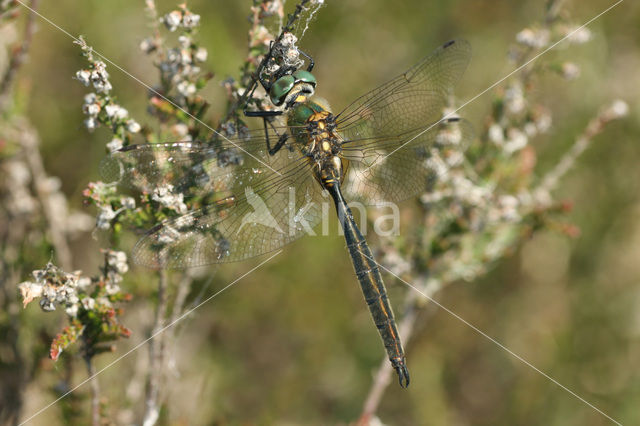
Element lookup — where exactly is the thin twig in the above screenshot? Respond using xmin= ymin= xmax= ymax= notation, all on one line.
xmin=143 ymin=269 xmax=168 ymax=426
xmin=545 ymin=0 xmax=566 ymax=23
xmin=169 ymin=271 xmax=193 ymax=330
xmin=0 ymin=0 xmax=38 ymax=109
xmin=359 ymin=281 xmax=444 ymax=422
xmin=19 ymin=122 xmax=73 ymax=270
xmin=538 ymin=100 xmax=628 ymax=194
xmin=0 ymin=207 xmax=29 ymax=425
xmin=84 ymin=353 xmax=100 ymax=426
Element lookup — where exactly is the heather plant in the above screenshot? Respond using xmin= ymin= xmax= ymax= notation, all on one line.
xmin=1 ymin=0 xmax=633 ymax=425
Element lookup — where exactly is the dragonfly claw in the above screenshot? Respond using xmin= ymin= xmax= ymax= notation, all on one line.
xmin=391 ymin=358 xmax=410 ymax=388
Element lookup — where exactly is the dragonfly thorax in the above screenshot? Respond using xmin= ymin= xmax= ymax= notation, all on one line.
xmin=287 ymin=102 xmax=347 ymax=189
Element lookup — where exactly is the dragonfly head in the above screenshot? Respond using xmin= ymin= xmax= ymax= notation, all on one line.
xmin=270 ymin=70 xmax=317 ymax=107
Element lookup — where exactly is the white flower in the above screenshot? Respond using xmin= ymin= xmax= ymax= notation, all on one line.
xmin=120 ymin=196 xmax=135 ymax=209
xmin=504 ymin=128 xmax=528 ymax=154
xmin=65 ymin=303 xmax=79 ymax=317
xmin=90 ymin=62 xmax=112 ymax=94
xmin=84 ymin=117 xmax=98 ymax=131
xmin=84 ymin=92 xmax=98 ymax=104
xmin=488 ymin=123 xmax=504 ymax=144
xmin=171 ymin=123 xmax=189 ymax=137
xmin=194 ymin=47 xmax=208 ymax=63
xmin=18 ymin=264 xmax=88 ymax=314
xmin=436 ymin=124 xmax=463 ymax=146
xmin=177 ymin=81 xmax=196 ymax=97
xmin=76 ymin=69 xmax=91 ymax=86
xmin=164 ymin=10 xmax=182 ymax=31
xmin=561 ymin=62 xmax=580 ymax=80
xmin=179 ymin=49 xmax=192 ymax=65
xmin=105 ymin=104 xmax=128 ymax=120
xmin=182 ymin=12 xmax=200 ymax=29
xmin=76 ymin=277 xmax=92 ymax=291
xmin=96 ymin=205 xmax=118 ymax=229
xmin=423 ymin=150 xmax=449 ymax=180
xmin=178 ymin=35 xmax=191 ymax=48
xmin=607 ymin=100 xmax=629 ymax=119
xmin=152 ymin=185 xmax=188 ymax=214
xmin=18 ymin=281 xmax=44 ymax=307
xmin=83 ymin=102 xmax=101 ymax=116
xmin=174 ymin=214 xmax=195 ymax=228
xmin=106 ymin=137 xmax=123 ymax=153
xmin=167 ymin=48 xmax=182 ymax=65
xmin=40 ymin=299 xmax=56 ymax=312
xmin=157 ymin=225 xmax=181 ymax=245
xmin=498 ymin=195 xmax=520 ymax=221
xmin=81 ymin=297 xmax=96 ymax=310
xmin=93 ymin=79 xmax=112 ymax=94
xmin=516 ymin=28 xmax=550 ymax=48
xmin=105 ymin=282 xmax=121 ymax=295
xmin=126 ymin=119 xmax=141 ymax=133
xmin=523 ymin=122 xmax=538 ymax=137
xmin=505 ymin=83 xmax=526 ymax=117
xmin=382 ymin=249 xmax=411 ymax=276
xmin=535 ymin=112 xmax=552 ymax=133
xmin=566 ymin=26 xmax=592 ymax=44
xmin=444 ymin=150 xmax=464 ymax=167
xmin=139 ymin=37 xmax=156 ymax=53
xmin=7 ymin=161 xmax=30 ymax=185
xmin=107 ymin=250 xmax=129 ymax=274
xmin=281 ymin=32 xmax=298 ymax=48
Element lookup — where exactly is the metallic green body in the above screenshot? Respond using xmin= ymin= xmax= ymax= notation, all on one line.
xmin=269 ymin=75 xmax=295 ymax=105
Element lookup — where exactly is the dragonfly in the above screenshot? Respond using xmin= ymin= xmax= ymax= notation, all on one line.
xmin=101 ymin=37 xmax=473 ymax=388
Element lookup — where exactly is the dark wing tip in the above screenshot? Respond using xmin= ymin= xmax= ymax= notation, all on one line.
xmin=442 ymin=39 xmax=472 ymax=57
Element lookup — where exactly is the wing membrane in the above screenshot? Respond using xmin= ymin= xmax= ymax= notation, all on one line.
xmin=101 ymin=125 xmax=325 ymax=268
xmin=336 ymin=39 xmax=471 ymax=136
xmin=341 ymin=118 xmax=474 ymax=205
xmin=100 ymin=125 xmax=306 ymax=197
xmin=336 ymin=39 xmax=473 ymax=204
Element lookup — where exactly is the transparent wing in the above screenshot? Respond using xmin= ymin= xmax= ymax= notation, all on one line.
xmin=101 ymin=125 xmax=326 ymax=269
xmin=99 ymin=126 xmax=306 ymax=197
xmin=335 ymin=39 xmax=471 ymax=136
xmin=341 ymin=118 xmax=474 ymax=205
xmin=335 ymin=39 xmax=473 ymax=204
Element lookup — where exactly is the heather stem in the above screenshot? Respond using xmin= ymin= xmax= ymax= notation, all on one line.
xmin=84 ymin=354 xmax=100 ymax=426
xmin=538 ymin=100 xmax=628 ymax=195
xmin=143 ymin=269 xmax=168 ymax=426
xmin=0 ymin=0 xmax=38 ymax=109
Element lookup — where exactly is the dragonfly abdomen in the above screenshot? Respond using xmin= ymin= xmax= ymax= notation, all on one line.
xmin=325 ymin=180 xmax=410 ymax=388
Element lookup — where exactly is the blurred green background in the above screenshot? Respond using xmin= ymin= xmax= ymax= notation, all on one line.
xmin=12 ymin=0 xmax=640 ymax=424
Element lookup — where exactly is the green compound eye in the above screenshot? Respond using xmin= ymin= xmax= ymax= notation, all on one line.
xmin=269 ymin=75 xmax=295 ymax=106
xmin=292 ymin=70 xmax=317 ymax=87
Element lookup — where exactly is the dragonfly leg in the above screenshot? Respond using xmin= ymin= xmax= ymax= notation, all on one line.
xmin=263 ymin=117 xmax=289 ymax=155
xmin=268 ymin=133 xmax=288 ymax=156
xmin=298 ymin=48 xmax=315 ymax=72
xmin=241 ymin=111 xmax=289 ymax=156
